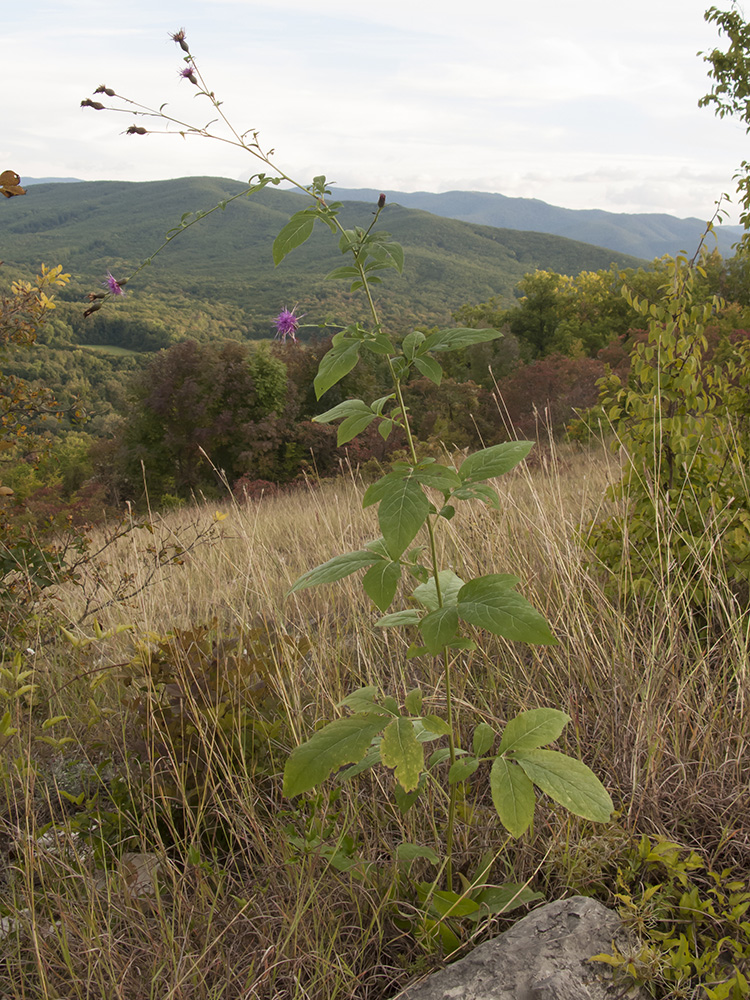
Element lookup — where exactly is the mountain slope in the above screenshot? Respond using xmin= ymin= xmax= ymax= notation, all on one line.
xmin=330 ymin=187 xmax=744 ymax=261
xmin=1 ymin=177 xmax=645 ymax=338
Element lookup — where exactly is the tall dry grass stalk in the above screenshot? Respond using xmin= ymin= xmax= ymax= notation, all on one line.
xmin=2 ymin=438 xmax=748 ymax=998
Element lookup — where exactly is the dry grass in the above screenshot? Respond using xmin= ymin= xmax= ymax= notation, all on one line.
xmin=2 ymin=440 xmax=749 ymax=998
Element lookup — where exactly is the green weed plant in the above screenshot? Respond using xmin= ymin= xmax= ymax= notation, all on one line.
xmin=81 ymin=29 xmax=613 ymax=921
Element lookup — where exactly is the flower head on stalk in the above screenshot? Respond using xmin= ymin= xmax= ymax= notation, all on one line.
xmin=103 ymin=272 xmax=126 ymax=297
xmin=273 ymin=306 xmax=303 ymax=343
xmin=178 ymin=63 xmax=198 ymax=85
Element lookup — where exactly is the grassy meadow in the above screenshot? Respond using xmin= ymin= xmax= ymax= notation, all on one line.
xmin=1 ymin=438 xmax=749 ymax=999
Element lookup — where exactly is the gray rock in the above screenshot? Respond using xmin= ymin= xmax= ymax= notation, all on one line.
xmin=394 ymin=896 xmax=647 ymax=1000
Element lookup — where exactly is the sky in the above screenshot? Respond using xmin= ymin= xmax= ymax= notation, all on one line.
xmin=3 ymin=0 xmax=750 ymax=223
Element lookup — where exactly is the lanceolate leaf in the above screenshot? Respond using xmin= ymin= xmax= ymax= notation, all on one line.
xmin=339 ymin=686 xmax=387 ymax=713
xmin=513 ymin=749 xmax=614 ymax=823
xmin=337 ymin=411 xmax=377 ymax=445
xmin=412 ymin=570 xmax=465 ymax=611
xmin=419 ymin=605 xmax=459 ymax=654
xmin=413 ymin=464 xmax=461 ymax=492
xmin=314 ymin=340 xmax=362 ymax=399
xmin=362 ymin=560 xmax=402 ymax=612
xmin=419 ymin=327 xmax=504 ymax=354
xmin=362 ymin=471 xmax=407 ymax=509
xmin=459 ymin=442 xmax=534 ymax=484
xmin=288 ymin=550 xmax=379 ymax=594
xmin=413 ymin=356 xmax=443 ymax=385
xmin=380 ymin=717 xmax=424 ymax=792
xmin=375 ymin=609 xmax=422 ymax=628
xmin=313 ymin=399 xmax=370 ymax=424
xmin=283 ymin=714 xmax=388 ymax=797
xmin=378 ymin=477 xmax=430 ymax=559
xmin=448 ymin=757 xmax=480 ymax=784
xmin=470 ymin=884 xmax=544 ymax=917
xmin=272 ymin=212 xmax=315 ymax=266
xmin=456 ymin=575 xmax=557 ymax=645
xmin=490 ymin=757 xmax=535 ymax=837
xmin=472 ymin=722 xmax=495 ymax=757
xmin=497 ymin=708 xmax=571 ymax=754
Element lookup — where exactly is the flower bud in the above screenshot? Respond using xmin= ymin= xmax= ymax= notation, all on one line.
xmin=125 ymin=126 xmax=148 ymax=135
xmin=94 ymin=85 xmax=116 ymax=97
xmin=378 ymin=193 xmax=386 ymax=209
xmin=83 ymin=302 xmax=103 ymax=317
xmin=171 ymin=29 xmax=190 ymax=53
xmin=81 ymin=99 xmax=105 ymax=110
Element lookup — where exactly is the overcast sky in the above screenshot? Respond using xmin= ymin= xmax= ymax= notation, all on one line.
xmin=3 ymin=0 xmax=749 ymax=222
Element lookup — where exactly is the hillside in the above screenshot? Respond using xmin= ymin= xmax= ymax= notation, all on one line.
xmin=330 ymin=187 xmax=744 ymax=261
xmin=1 ymin=177 xmax=645 ymax=340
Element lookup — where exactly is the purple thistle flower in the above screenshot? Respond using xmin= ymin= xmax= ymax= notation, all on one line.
xmin=178 ymin=65 xmax=198 ymax=84
xmin=103 ymin=271 xmax=125 ymax=296
xmin=273 ymin=306 xmax=303 ymax=343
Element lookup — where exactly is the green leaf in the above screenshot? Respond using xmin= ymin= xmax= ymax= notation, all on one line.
xmin=402 ymin=331 xmax=426 ymax=359
xmin=375 ymin=609 xmax=422 ymax=628
xmin=459 ymin=442 xmax=534 ymax=484
xmin=404 ymin=688 xmax=423 ymax=715
xmin=472 ymin=722 xmax=495 ymax=756
xmin=421 ymin=714 xmax=452 ymax=737
xmin=450 ymin=483 xmax=502 ymax=509
xmin=393 ymin=780 xmax=424 ymax=815
xmin=416 ymin=884 xmax=480 ymax=918
xmin=413 ymin=464 xmax=462 ymax=492
xmin=419 ymin=606 xmax=459 ymax=654
xmin=339 ymin=686 xmax=382 ymax=713
xmin=273 ymin=212 xmax=315 ymax=266
xmin=363 ymin=332 xmax=395 ymax=355
xmin=490 ymin=757 xmax=535 ymax=837
xmin=448 ymin=757 xmax=480 ymax=784
xmin=283 ymin=714 xmax=388 ymax=797
xmin=362 ymin=560 xmax=402 ymax=612
xmin=413 ymin=356 xmax=443 ymax=385
xmin=337 ymin=746 xmax=381 ymax=782
xmin=324 ymin=265 xmax=361 ymax=281
xmin=314 ymin=340 xmax=362 ymax=399
xmin=513 ymin=749 xmax=614 ymax=823
xmin=396 ymin=842 xmax=439 ymax=864
xmin=362 ymin=471 xmax=407 ymax=509
xmin=456 ymin=575 xmax=557 ymax=644
xmin=470 ymin=883 xmax=544 ymax=918
xmin=313 ymin=399 xmax=370 ymax=424
xmin=420 ymin=327 xmax=503 ymax=354
xmin=378 ymin=477 xmax=430 ymax=560
xmin=367 ymin=239 xmax=404 ymax=273
xmin=288 ymin=550 xmax=379 ymax=594
xmin=497 ymin=708 xmax=571 ymax=754
xmin=380 ymin=717 xmax=424 ymax=792
xmin=337 ymin=412 xmax=377 ymax=445
xmin=412 ymin=570 xmax=465 ymax=611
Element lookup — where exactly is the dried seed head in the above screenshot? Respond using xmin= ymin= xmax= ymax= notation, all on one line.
xmin=125 ymin=125 xmax=148 ymax=135
xmin=81 ymin=99 xmax=105 ymax=110
xmin=94 ymin=85 xmax=116 ymax=97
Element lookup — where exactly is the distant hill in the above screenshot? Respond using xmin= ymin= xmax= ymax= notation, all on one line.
xmin=1 ymin=177 xmax=645 ymax=339
xmin=330 ymin=187 xmax=744 ymax=261
xmin=23 ymin=177 xmax=84 ymax=185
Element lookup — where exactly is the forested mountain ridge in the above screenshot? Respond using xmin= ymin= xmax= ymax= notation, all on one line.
xmin=2 ymin=177 xmax=644 ymax=340
xmin=329 ymin=187 xmax=744 ymax=261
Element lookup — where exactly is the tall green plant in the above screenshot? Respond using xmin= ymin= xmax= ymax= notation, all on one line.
xmin=588 ymin=249 xmax=750 ymax=606
xmin=82 ymin=29 xmax=613 ymax=899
